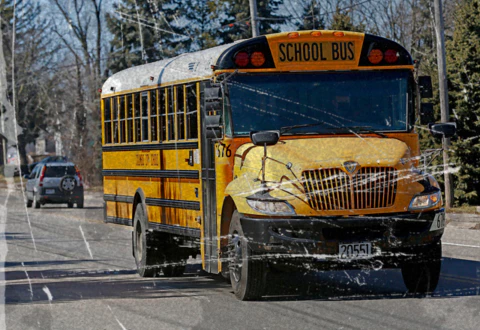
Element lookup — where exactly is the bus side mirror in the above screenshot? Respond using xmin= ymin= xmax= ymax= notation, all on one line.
xmin=205 ymin=115 xmax=222 ymax=139
xmin=420 ymin=102 xmax=434 ymax=125
xmin=250 ymin=130 xmax=280 ymax=146
xmin=418 ymin=76 xmax=433 ymax=98
xmin=205 ymin=87 xmax=222 ymax=111
xmin=429 ymin=122 xmax=456 ymax=138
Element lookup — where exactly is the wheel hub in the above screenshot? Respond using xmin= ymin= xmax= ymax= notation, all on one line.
xmin=62 ymin=177 xmax=75 ymax=191
xmin=229 ymin=233 xmax=243 ymax=283
xmin=135 ymin=224 xmax=143 ymax=263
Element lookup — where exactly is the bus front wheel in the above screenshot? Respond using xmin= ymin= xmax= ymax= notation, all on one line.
xmin=401 ymin=242 xmax=442 ymax=295
xmin=228 ymin=210 xmax=266 ymax=300
xmin=133 ymin=204 xmax=158 ymax=277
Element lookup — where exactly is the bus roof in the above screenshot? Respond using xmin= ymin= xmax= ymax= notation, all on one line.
xmin=102 ymin=31 xmax=412 ymax=96
xmin=101 ymin=42 xmax=239 ymax=96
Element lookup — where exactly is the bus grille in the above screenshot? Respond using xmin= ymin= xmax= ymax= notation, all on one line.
xmin=302 ymin=167 xmax=398 ymax=211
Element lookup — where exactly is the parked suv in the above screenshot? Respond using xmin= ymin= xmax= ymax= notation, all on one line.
xmin=25 ymin=162 xmax=84 ymax=208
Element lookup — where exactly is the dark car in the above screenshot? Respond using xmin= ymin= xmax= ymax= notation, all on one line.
xmin=25 ymin=162 xmax=84 ymax=208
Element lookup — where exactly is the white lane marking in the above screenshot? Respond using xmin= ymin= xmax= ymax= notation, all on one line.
xmin=107 ymin=305 xmax=128 ymax=330
xmin=443 ymin=242 xmax=480 ymax=249
xmin=79 ymin=225 xmax=94 ymax=258
xmin=42 ymin=286 xmax=53 ymax=302
xmin=21 ymin=262 xmax=33 ymax=300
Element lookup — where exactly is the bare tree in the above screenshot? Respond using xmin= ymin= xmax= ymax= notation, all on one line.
xmin=47 ymin=0 xmax=105 ymax=185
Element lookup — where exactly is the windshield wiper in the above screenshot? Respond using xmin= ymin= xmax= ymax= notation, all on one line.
xmin=280 ymin=123 xmax=330 ymax=134
xmin=280 ymin=123 xmax=387 ymax=138
xmin=335 ymin=126 xmax=388 ymax=138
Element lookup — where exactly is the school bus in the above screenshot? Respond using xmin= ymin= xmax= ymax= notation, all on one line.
xmin=101 ymin=30 xmax=456 ymax=300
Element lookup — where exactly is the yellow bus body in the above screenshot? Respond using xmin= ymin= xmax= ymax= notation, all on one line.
xmin=101 ymin=31 xmax=444 ymax=287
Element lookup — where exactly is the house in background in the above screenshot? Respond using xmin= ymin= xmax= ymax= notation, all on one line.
xmin=29 ymin=132 xmax=63 ymax=163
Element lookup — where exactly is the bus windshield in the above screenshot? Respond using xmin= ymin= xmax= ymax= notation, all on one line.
xmin=226 ymin=71 xmax=411 ymax=135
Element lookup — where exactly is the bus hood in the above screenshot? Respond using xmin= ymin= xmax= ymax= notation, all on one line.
xmin=227 ymin=137 xmax=409 ymax=197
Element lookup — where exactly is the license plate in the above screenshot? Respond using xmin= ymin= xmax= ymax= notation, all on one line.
xmin=339 ymin=242 xmax=372 ymax=259
xmin=45 ymin=189 xmax=55 ymax=194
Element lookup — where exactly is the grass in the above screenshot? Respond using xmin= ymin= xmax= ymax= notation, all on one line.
xmin=446 ymin=205 xmax=479 ymax=214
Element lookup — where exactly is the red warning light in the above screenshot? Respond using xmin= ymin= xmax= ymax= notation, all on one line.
xmin=234 ymin=52 xmax=249 ymax=67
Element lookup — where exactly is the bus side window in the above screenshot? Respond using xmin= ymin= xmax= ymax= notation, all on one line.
xmin=134 ymin=93 xmax=141 ymax=142
xmin=127 ymin=94 xmax=134 ymax=143
xmin=141 ymin=91 xmax=149 ymax=141
xmin=167 ymin=87 xmax=175 ymax=141
xmin=103 ymin=98 xmax=112 ymax=144
xmin=186 ymin=83 xmax=198 ymax=139
xmin=177 ymin=85 xmax=185 ymax=140
xmin=119 ymin=95 xmax=126 ymax=143
xmin=159 ymin=88 xmax=166 ymax=141
xmin=113 ymin=96 xmax=119 ymax=144
xmin=150 ymin=89 xmax=158 ymax=142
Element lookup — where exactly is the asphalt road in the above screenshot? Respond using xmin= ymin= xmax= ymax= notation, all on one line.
xmin=1 ymin=182 xmax=480 ymax=330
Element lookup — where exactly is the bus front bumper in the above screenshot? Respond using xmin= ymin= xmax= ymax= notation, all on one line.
xmin=239 ymin=209 xmax=445 ymax=269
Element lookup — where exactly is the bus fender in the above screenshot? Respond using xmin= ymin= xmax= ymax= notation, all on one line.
xmin=225 ymin=173 xmax=262 ymax=214
xmin=132 ymin=188 xmax=149 ymax=230
xmin=220 ymin=196 xmax=235 ymax=247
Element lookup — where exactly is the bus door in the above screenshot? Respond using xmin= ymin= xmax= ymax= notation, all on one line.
xmin=201 ymin=83 xmax=222 ymax=273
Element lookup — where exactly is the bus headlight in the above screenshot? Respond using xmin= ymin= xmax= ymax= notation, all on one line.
xmin=408 ymin=191 xmax=442 ymax=210
xmin=246 ymin=199 xmax=295 ymax=215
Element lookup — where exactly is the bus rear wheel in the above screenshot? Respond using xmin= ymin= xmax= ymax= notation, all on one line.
xmin=401 ymin=242 xmax=442 ymax=294
xmin=133 ymin=204 xmax=158 ymax=277
xmin=228 ymin=210 xmax=266 ymax=301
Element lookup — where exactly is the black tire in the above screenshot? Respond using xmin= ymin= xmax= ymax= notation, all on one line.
xmin=228 ymin=210 xmax=266 ymax=300
xmin=26 ymin=199 xmax=32 ymax=208
xmin=133 ymin=204 xmax=158 ymax=277
xmin=401 ymin=242 xmax=442 ymax=294
xmin=33 ymin=194 xmax=40 ymax=209
xmin=68 ymin=202 xmax=74 ymax=208
xmin=77 ymin=199 xmax=84 ymax=208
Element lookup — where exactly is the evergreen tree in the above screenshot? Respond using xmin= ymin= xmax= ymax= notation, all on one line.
xmin=296 ymin=0 xmax=325 ymax=31
xmin=214 ymin=0 xmax=285 ymax=43
xmin=176 ymin=0 xmax=218 ymax=51
xmin=447 ymin=0 xmax=480 ymax=205
xmin=329 ymin=6 xmax=364 ymax=32
xmin=106 ymin=0 xmax=191 ymax=74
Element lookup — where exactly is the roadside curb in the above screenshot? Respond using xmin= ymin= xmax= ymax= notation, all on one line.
xmin=446 ymin=213 xmax=480 ymax=223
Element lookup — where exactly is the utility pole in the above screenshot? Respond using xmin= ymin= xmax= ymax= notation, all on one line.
xmin=249 ymin=0 xmax=260 ymax=37
xmin=433 ymin=0 xmax=453 ymax=208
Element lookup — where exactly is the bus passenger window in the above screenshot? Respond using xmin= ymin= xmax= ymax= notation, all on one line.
xmin=141 ymin=92 xmax=149 ymax=141
xmin=113 ymin=97 xmax=119 ymax=144
xmin=186 ymin=84 xmax=198 ymax=139
xmin=103 ymin=98 xmax=112 ymax=144
xmin=177 ymin=85 xmax=185 ymax=140
xmin=119 ymin=95 xmax=126 ymax=143
xmin=167 ymin=87 xmax=175 ymax=141
xmin=150 ymin=89 xmax=158 ymax=142
xmin=127 ymin=94 xmax=134 ymax=142
xmin=134 ymin=93 xmax=141 ymax=142
xmin=159 ymin=89 xmax=166 ymax=141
